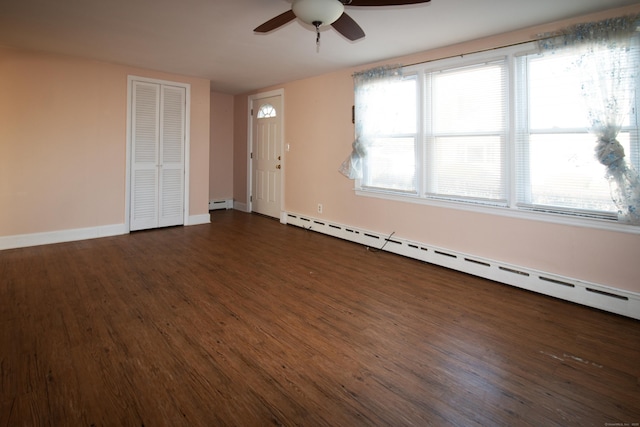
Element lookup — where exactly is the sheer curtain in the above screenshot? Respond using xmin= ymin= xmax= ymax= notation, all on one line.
xmin=539 ymin=15 xmax=640 ymax=224
xmin=339 ymin=65 xmax=403 ymax=180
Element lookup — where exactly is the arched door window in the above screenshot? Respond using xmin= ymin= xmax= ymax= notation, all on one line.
xmin=257 ymin=103 xmax=277 ymax=118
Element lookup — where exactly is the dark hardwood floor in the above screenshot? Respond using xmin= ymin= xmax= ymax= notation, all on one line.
xmin=1 ymin=210 xmax=638 ymax=426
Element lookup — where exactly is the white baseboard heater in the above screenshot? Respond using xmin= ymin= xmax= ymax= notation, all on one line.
xmin=284 ymin=212 xmax=640 ymax=320
xmin=209 ymin=199 xmax=233 ymax=211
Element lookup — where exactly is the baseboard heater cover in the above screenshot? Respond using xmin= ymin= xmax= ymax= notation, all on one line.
xmin=284 ymin=212 xmax=640 ymax=320
xmin=209 ymin=199 xmax=233 ymax=210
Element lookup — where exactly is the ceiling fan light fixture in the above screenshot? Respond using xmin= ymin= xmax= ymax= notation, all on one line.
xmin=292 ymin=0 xmax=345 ymax=27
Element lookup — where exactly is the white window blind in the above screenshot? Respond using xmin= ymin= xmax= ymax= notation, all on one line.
xmin=425 ymin=61 xmax=507 ymax=203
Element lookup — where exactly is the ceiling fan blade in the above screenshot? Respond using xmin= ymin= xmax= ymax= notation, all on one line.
xmin=347 ymin=0 xmax=430 ymax=6
xmin=331 ymin=12 xmax=365 ymax=41
xmin=254 ymin=10 xmax=296 ymax=33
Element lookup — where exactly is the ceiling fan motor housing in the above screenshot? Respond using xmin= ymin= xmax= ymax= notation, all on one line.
xmin=292 ymin=0 xmax=345 ymax=27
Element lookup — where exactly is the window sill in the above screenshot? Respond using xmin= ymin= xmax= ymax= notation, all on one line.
xmin=355 ymin=188 xmax=640 ymax=235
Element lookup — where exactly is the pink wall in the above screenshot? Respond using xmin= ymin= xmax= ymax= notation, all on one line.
xmin=209 ymin=91 xmax=234 ymax=201
xmin=0 ymin=46 xmax=210 ymax=236
xmin=188 ymin=81 xmax=211 ymax=216
xmin=234 ymin=5 xmax=640 ymax=294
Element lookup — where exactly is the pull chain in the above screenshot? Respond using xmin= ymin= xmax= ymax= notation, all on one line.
xmin=313 ymin=21 xmax=321 ymax=48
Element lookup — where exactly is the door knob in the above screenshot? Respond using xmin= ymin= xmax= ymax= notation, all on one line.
xmin=276 ymin=164 xmax=281 ymax=169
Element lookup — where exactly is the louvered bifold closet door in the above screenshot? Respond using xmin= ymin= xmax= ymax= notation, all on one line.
xmin=130 ymin=81 xmax=185 ymax=231
xmin=158 ymin=85 xmax=185 ymax=227
xmin=131 ymin=81 xmax=160 ymax=231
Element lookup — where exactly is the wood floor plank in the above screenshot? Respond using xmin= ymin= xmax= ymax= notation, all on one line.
xmin=0 ymin=210 xmax=638 ymax=426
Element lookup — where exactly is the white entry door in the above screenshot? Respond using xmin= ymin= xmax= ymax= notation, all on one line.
xmin=130 ymin=81 xmax=186 ymax=231
xmin=251 ymin=94 xmax=283 ymax=219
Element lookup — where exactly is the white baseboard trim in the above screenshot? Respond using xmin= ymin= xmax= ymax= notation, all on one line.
xmin=284 ymin=211 xmax=640 ymax=320
xmin=186 ymin=214 xmax=211 ymax=226
xmin=0 ymin=223 xmax=128 ymax=251
xmin=209 ymin=199 xmax=234 ymax=210
xmin=234 ymin=202 xmax=248 ymax=213
xmin=1 ymin=213 xmax=211 ymax=250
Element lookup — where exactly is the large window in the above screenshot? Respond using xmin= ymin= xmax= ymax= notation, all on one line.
xmin=516 ymin=50 xmax=635 ymax=216
xmin=356 ymin=39 xmax=639 ymax=226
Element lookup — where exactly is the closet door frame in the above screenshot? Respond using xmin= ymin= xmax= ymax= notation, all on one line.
xmin=125 ymin=75 xmax=191 ymax=232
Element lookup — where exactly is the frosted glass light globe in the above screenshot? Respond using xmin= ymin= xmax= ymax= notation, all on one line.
xmin=292 ymin=0 xmax=345 ymax=27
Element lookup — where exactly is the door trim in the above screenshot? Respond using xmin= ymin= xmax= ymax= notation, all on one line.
xmin=247 ymin=89 xmax=285 ymax=223
xmin=125 ymin=75 xmax=191 ymax=231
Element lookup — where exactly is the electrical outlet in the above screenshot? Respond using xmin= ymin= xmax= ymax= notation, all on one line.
xmin=317 ymin=203 xmax=323 ymax=214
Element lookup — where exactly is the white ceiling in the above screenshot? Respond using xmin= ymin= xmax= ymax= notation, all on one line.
xmin=0 ymin=0 xmax=637 ymax=94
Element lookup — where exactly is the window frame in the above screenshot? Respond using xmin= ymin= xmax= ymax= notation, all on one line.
xmin=354 ymin=42 xmax=640 ymax=234
xmin=359 ymin=73 xmax=420 ymax=194
xmin=423 ymin=57 xmax=510 ymax=206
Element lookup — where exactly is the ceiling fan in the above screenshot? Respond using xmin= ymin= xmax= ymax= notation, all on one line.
xmin=254 ymin=0 xmax=431 ymax=43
